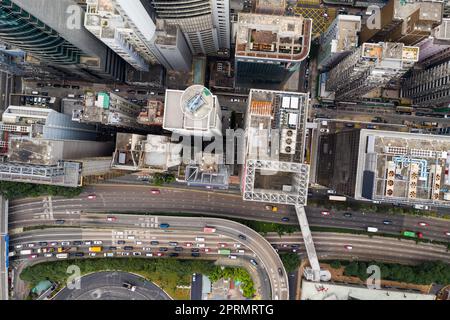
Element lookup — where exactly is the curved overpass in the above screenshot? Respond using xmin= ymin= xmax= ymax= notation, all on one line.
xmin=10 ymin=214 xmax=289 ymax=300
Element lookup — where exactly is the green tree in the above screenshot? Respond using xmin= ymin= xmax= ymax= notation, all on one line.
xmin=280 ymin=253 xmax=300 ymax=273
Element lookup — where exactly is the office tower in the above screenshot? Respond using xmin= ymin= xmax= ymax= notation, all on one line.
xmin=163 ymin=85 xmax=222 ymax=137
xmin=402 ymin=59 xmax=450 ymax=109
xmin=0 ymin=0 xmax=127 ymax=82
xmin=415 ymin=18 xmax=450 ymax=67
xmin=149 ymin=0 xmax=230 ymax=56
xmin=359 ymin=0 xmax=443 ymax=46
xmin=234 ymin=13 xmax=312 ymax=88
xmin=0 ymin=105 xmax=113 ymax=186
xmin=241 ymin=89 xmax=309 ymax=205
xmin=325 ymin=42 xmax=419 ymax=101
xmin=84 ymin=0 xmax=192 ymax=72
xmin=254 ymin=0 xmax=285 ymax=15
xmin=318 ymin=15 xmax=361 ymax=71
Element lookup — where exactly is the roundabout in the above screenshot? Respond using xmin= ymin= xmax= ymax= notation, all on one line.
xmin=54 ymin=271 xmax=171 ymax=300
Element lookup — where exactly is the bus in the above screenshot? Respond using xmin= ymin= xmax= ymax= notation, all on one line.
xmin=218 ymin=249 xmax=231 ymax=255
xmin=329 ymin=195 xmax=347 ymax=202
xmin=396 ymin=106 xmax=414 ymax=114
xmin=89 ymin=246 xmax=103 ymax=253
xmin=19 ymin=249 xmax=32 ymax=255
xmin=56 ymin=253 xmax=68 ymax=259
xmin=203 ymin=226 xmax=216 ymax=233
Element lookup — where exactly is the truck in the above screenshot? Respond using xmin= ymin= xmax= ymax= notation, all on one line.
xmin=56 ymin=253 xmax=68 ymax=259
xmin=203 ymin=226 xmax=216 ymax=233
xmin=367 ymin=227 xmax=378 ymax=233
xmin=403 ymin=231 xmax=423 ymax=238
xmin=328 ymin=195 xmax=347 ymax=202
xmin=19 ymin=249 xmax=32 ymax=255
xmin=88 ymin=246 xmax=103 ymax=253
xmin=265 ymin=205 xmax=278 ymax=212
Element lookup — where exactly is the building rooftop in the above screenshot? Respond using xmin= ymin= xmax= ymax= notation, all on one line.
xmin=236 ymin=13 xmax=312 ymax=62
xmin=301 ymin=281 xmax=436 ymax=300
xmin=242 ymin=89 xmax=310 ymax=205
xmin=355 ymin=130 xmax=450 ymax=207
xmin=137 ymin=100 xmax=164 ymax=126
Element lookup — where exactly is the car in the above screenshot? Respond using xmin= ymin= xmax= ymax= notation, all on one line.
xmin=383 ymin=220 xmax=393 ymax=225
xmin=281 ymin=217 xmax=290 ymax=222
xmin=106 ymin=216 xmax=116 ymax=222
xmin=185 ymin=242 xmax=193 ymax=247
xmin=71 ymin=85 xmax=80 ymax=89
xmin=343 ymin=212 xmax=352 ymax=218
xmin=218 ymin=243 xmax=227 ymax=248
xmin=344 ymin=245 xmax=353 ymax=250
xmin=191 ymin=248 xmax=200 ymax=253
xmin=89 ymin=253 xmax=97 ymax=257
xmin=29 ymin=254 xmax=38 ymax=259
xmin=121 ymin=252 xmax=131 ymax=256
xmin=278 ymin=268 xmax=283 ymax=276
xmin=15 ymin=244 xmax=23 ymax=249
xmin=145 ymin=252 xmax=153 ymax=257
xmin=104 ymin=252 xmax=114 ymax=257
xmin=123 ymin=282 xmax=136 ymax=292
xmin=61 ymin=241 xmax=70 ymax=246
xmin=73 ymin=241 xmax=82 ymax=246
xmin=127 ymin=235 xmax=135 ymax=240
xmin=291 ymin=244 xmax=300 ymax=249
xmin=250 ymin=259 xmax=258 ymax=266
xmin=55 ymin=219 xmax=65 ymax=225
xmin=117 ymin=240 xmax=126 ymax=245
xmin=124 ymin=245 xmax=134 ymax=250
xmin=150 ymin=241 xmax=159 ymax=245
xmin=265 ymin=205 xmax=278 ymax=212
xmin=156 ymin=252 xmax=164 ymax=257
xmin=320 ymin=128 xmax=330 ymax=133
xmin=50 ymin=242 xmax=58 ymax=246
xmin=238 ymin=234 xmax=247 ymax=241
xmin=174 ymin=247 xmax=183 ymax=252
xmin=87 ymin=194 xmax=96 ymax=200
xmin=27 ymin=243 xmax=35 ymax=248
xmin=136 ymin=241 xmax=143 ymax=245
xmin=159 ymin=223 xmax=170 ymax=229
xmin=418 ymin=222 xmax=429 ymax=227
xmin=169 ymin=253 xmax=179 ymax=257
xmin=445 ymin=232 xmax=450 ymax=236
xmin=127 ymin=89 xmax=136 ymax=94
xmin=37 ymin=83 xmax=44 ymax=87
xmin=191 ymin=252 xmax=200 ymax=257
xmin=109 ymin=246 xmax=117 ymax=250
xmin=150 ymin=189 xmax=161 ymax=195
xmin=133 ymin=252 xmax=141 ymax=256
xmin=201 ymin=248 xmax=210 ymax=253
xmin=84 ymin=241 xmax=92 ymax=245
xmin=93 ymin=240 xmax=102 ymax=245
xmin=114 ymin=88 xmax=120 ymax=92
xmin=321 ymin=211 xmax=331 ymax=216
xmin=44 ymin=253 xmax=53 ymax=258
xmin=31 ymin=90 xmax=39 ymax=95
xmin=75 ymin=252 xmax=84 ymax=257
xmin=281 ymin=244 xmax=288 ymax=248
xmin=38 ymin=242 xmax=48 ymax=246
xmin=159 ymin=247 xmax=168 ymax=252
xmin=233 ymin=243 xmax=241 ymax=248
xmin=169 ymin=241 xmax=178 ymax=246
xmin=345 ymin=123 xmax=355 ymax=128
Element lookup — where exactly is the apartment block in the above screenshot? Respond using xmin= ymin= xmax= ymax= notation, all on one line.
xmin=325 ymin=42 xmax=419 ymax=101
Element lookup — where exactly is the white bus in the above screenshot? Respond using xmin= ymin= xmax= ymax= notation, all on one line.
xmin=56 ymin=253 xmax=68 ymax=259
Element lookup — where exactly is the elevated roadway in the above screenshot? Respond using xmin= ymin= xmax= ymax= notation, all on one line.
xmin=0 ymin=196 xmax=8 ymax=300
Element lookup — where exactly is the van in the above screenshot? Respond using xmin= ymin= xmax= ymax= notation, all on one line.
xmin=228 ymin=255 xmax=237 ymax=260
xmin=367 ymin=227 xmax=378 ymax=233
xmin=237 ymin=249 xmax=245 ymax=254
xmin=195 ymin=237 xmax=205 ymax=242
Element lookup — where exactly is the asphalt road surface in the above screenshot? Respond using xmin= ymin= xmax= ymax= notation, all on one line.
xmin=54 ymin=271 xmax=171 ymax=300
xmin=190 ymin=273 xmax=202 ymax=300
xmin=9 ymin=185 xmax=450 ymax=242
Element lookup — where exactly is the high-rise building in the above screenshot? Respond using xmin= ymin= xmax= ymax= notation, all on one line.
xmin=241 ymin=89 xmax=310 ymax=205
xmin=359 ymin=0 xmax=443 ymax=46
xmin=402 ymin=59 xmax=450 ymax=109
xmin=163 ymin=85 xmax=222 ymax=137
xmin=84 ymin=0 xmax=192 ymax=72
xmin=325 ymin=42 xmax=419 ymax=101
xmin=0 ymin=0 xmax=127 ymax=82
xmin=415 ymin=18 xmax=450 ymax=67
xmin=234 ymin=13 xmax=312 ymax=88
xmin=149 ymin=0 xmax=230 ymax=56
xmin=318 ymin=15 xmax=361 ymax=71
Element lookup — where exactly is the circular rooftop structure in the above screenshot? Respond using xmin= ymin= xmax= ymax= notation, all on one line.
xmin=180 ymin=85 xmax=214 ymax=121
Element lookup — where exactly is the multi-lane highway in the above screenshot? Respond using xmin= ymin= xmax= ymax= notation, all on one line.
xmin=9 ymin=214 xmax=289 ymax=300
xmin=9 ymin=185 xmax=450 ymax=242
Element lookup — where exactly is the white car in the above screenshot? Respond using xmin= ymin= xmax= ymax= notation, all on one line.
xmin=44 ymin=253 xmax=53 ymax=258
xmin=133 ymin=252 xmax=141 ymax=256
xmin=136 ymin=241 xmax=142 ymax=245
xmin=27 ymin=243 xmax=35 ymax=248
xmin=50 ymin=242 xmax=58 ymax=246
xmin=320 ymin=128 xmax=330 ymax=133
xmin=84 ymin=241 xmax=92 ymax=245
xmin=93 ymin=240 xmax=103 ymax=245
xmin=61 ymin=241 xmax=70 ymax=246
xmin=344 ymin=245 xmax=353 ymax=250
xmin=143 ymin=247 xmax=152 ymax=251
xmin=89 ymin=253 xmax=96 ymax=257
xmin=15 ymin=244 xmax=23 ymax=249
xmin=145 ymin=253 xmax=153 ymax=257
xmin=233 ymin=243 xmax=241 ymax=248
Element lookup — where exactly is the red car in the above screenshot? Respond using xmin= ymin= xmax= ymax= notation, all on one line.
xmin=218 ymin=243 xmax=227 ymax=248
xmin=106 ymin=216 xmax=116 ymax=222
xmin=150 ymin=189 xmax=161 ymax=195
xmin=344 ymin=245 xmax=353 ymax=250
xmin=87 ymin=194 xmax=96 ymax=200
xmin=29 ymin=254 xmax=38 ymax=259
xmin=321 ymin=211 xmax=331 ymax=216
xmin=185 ymin=242 xmax=193 ymax=247
xmin=416 ymin=232 xmax=424 ymax=238
xmin=418 ymin=222 xmax=429 ymax=227
xmin=202 ymin=248 xmax=211 ymax=253
xmin=156 ymin=252 xmax=164 ymax=257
